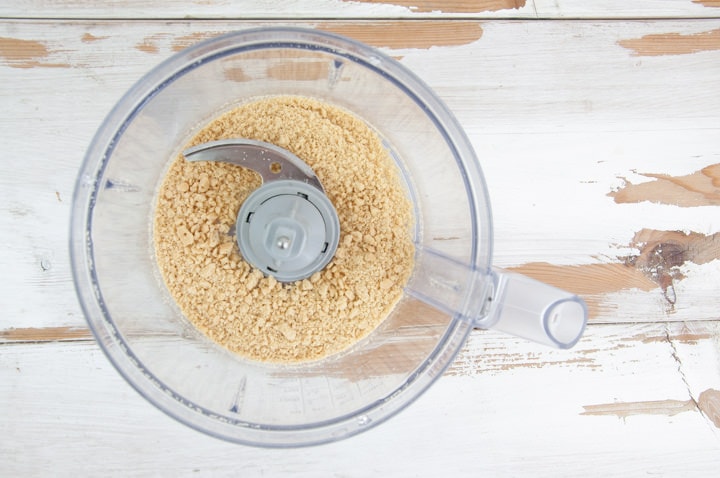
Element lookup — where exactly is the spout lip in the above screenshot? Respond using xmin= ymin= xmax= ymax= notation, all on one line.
xmin=543 ymin=296 xmax=588 ymax=349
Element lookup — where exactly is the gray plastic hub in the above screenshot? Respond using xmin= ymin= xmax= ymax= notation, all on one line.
xmin=184 ymin=139 xmax=341 ymax=283
xmin=237 ymin=180 xmax=340 ymax=282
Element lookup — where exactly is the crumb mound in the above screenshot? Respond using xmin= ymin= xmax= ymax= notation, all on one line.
xmin=153 ymin=95 xmax=414 ymax=363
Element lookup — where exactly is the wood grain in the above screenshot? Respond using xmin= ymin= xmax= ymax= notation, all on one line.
xmin=507 ymin=228 xmax=720 ymax=318
xmin=341 ymin=0 xmax=526 ymax=14
xmin=126 ymin=21 xmax=485 ymax=57
xmin=318 ymin=21 xmax=483 ymax=49
xmin=0 ymin=36 xmax=70 ymax=68
xmin=581 ymin=398 xmax=697 ymax=418
xmin=699 ymin=389 xmax=720 ymax=427
xmin=619 ymin=28 xmax=720 ymax=56
xmin=1 ymin=1 xmax=719 ymax=19
xmin=508 ymin=262 xmax=657 ymax=319
xmin=0 ymin=326 xmax=91 ymax=343
xmin=2 ymin=322 xmax=718 ymax=475
xmin=609 ymin=164 xmax=720 ymax=207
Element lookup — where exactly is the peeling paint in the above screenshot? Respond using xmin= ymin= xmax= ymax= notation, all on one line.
xmin=318 ymin=21 xmax=483 ymax=49
xmin=509 ymin=229 xmax=719 ymax=314
xmin=507 ymin=262 xmax=656 ymax=318
xmin=619 ymin=28 xmax=720 ymax=56
xmin=621 ymin=229 xmax=720 ymax=305
xmin=136 ymin=39 xmax=159 ymax=54
xmin=581 ymin=399 xmax=696 ymax=418
xmin=171 ymin=32 xmax=221 ymax=52
xmin=0 ymin=326 xmax=91 ymax=342
xmin=224 ymin=66 xmax=251 ymax=82
xmin=266 ymin=61 xmax=329 ymax=81
xmin=135 ymin=34 xmax=168 ymax=54
xmin=638 ymin=331 xmax=713 ymax=345
xmin=609 ymin=164 xmax=720 ymax=207
xmin=81 ymin=33 xmax=108 ymax=43
xmin=0 ymin=37 xmax=69 ymax=68
xmin=136 ymin=23 xmax=482 ymax=57
xmin=693 ymin=0 xmax=720 ymax=7
xmin=447 ymin=353 xmax=600 ymax=375
xmin=509 ymin=262 xmax=657 ymax=296
xmin=698 ymin=389 xmax=720 ymax=428
xmin=341 ymin=0 xmax=525 ymax=14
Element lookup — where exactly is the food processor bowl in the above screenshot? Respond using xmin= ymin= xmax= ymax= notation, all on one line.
xmin=71 ymin=27 xmax=586 ymax=447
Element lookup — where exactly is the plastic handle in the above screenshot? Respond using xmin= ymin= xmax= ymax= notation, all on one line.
xmin=484 ymin=270 xmax=587 ymax=349
xmin=406 ymin=246 xmax=587 ymax=349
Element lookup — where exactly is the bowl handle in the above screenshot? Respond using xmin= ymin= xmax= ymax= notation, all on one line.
xmin=407 ymin=246 xmax=587 ymax=349
xmin=481 ymin=269 xmax=587 ymax=349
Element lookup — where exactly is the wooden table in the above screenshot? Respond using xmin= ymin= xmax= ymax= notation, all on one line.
xmin=2 ymin=1 xmax=719 ymax=475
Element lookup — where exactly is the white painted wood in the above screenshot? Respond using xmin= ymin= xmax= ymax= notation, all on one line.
xmin=2 ymin=20 xmax=719 ymax=331
xmin=1 ymin=0 xmax=720 ymax=20
xmin=535 ymin=0 xmax=720 ymax=19
xmin=0 ymin=0 xmax=538 ymax=20
xmin=1 ymin=323 xmax=718 ymax=476
xmin=1 ymin=15 xmax=720 ymax=476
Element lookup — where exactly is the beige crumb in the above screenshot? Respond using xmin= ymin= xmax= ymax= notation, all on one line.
xmin=153 ymin=95 xmax=414 ymax=363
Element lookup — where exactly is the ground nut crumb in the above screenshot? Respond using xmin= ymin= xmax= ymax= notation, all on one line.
xmin=153 ymin=95 xmax=414 ymax=363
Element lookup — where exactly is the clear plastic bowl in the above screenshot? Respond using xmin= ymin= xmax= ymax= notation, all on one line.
xmin=71 ymin=27 xmax=492 ymax=446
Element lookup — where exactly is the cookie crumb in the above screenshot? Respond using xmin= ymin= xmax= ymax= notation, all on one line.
xmin=153 ymin=96 xmax=414 ymax=363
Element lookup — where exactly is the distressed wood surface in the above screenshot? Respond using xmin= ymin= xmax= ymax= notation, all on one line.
xmin=1 ymin=9 xmax=720 ymax=478
xmin=1 ymin=0 xmax=720 ymax=19
xmin=2 ymin=323 xmax=720 ymax=475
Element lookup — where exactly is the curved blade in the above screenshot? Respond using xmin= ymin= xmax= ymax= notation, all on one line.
xmin=183 ymin=139 xmax=324 ymax=191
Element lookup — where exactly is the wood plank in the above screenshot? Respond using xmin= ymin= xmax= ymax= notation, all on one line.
xmin=1 ymin=0 xmax=720 ymax=19
xmin=1 ymin=322 xmax=718 ymax=475
xmin=536 ymin=0 xmax=720 ymax=19
xmin=1 ymin=19 xmax=719 ymax=336
xmin=0 ymin=0 xmax=537 ymax=20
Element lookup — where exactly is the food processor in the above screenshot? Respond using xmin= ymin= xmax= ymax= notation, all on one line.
xmin=70 ymin=27 xmax=587 ymax=447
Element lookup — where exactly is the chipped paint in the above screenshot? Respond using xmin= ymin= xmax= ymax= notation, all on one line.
xmin=0 ymin=326 xmax=91 ymax=342
xmin=621 ymin=229 xmax=720 ymax=305
xmin=266 ymin=61 xmax=329 ymax=81
xmin=619 ymin=28 xmax=720 ymax=56
xmin=81 ymin=33 xmax=108 ymax=43
xmin=509 ymin=229 xmax=719 ymax=314
xmin=447 ymin=352 xmax=600 ymax=375
xmin=341 ymin=0 xmax=525 ymax=14
xmin=638 ymin=331 xmax=713 ymax=345
xmin=508 ymin=262 xmax=657 ymax=296
xmin=698 ymin=389 xmax=720 ymax=428
xmin=581 ymin=399 xmax=696 ymax=418
xmin=507 ymin=262 xmax=657 ymax=318
xmin=171 ymin=32 xmax=222 ymax=52
xmin=609 ymin=164 xmax=720 ymax=207
xmin=136 ymin=39 xmax=159 ymax=54
xmin=0 ymin=37 xmax=69 ymax=68
xmin=693 ymin=0 xmax=720 ymax=7
xmin=318 ymin=21 xmax=482 ymax=49
xmin=136 ymin=23 xmax=482 ymax=57
xmin=224 ymin=66 xmax=251 ymax=82
xmin=135 ymin=34 xmax=168 ymax=54
xmin=620 ymin=323 xmax=717 ymax=350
